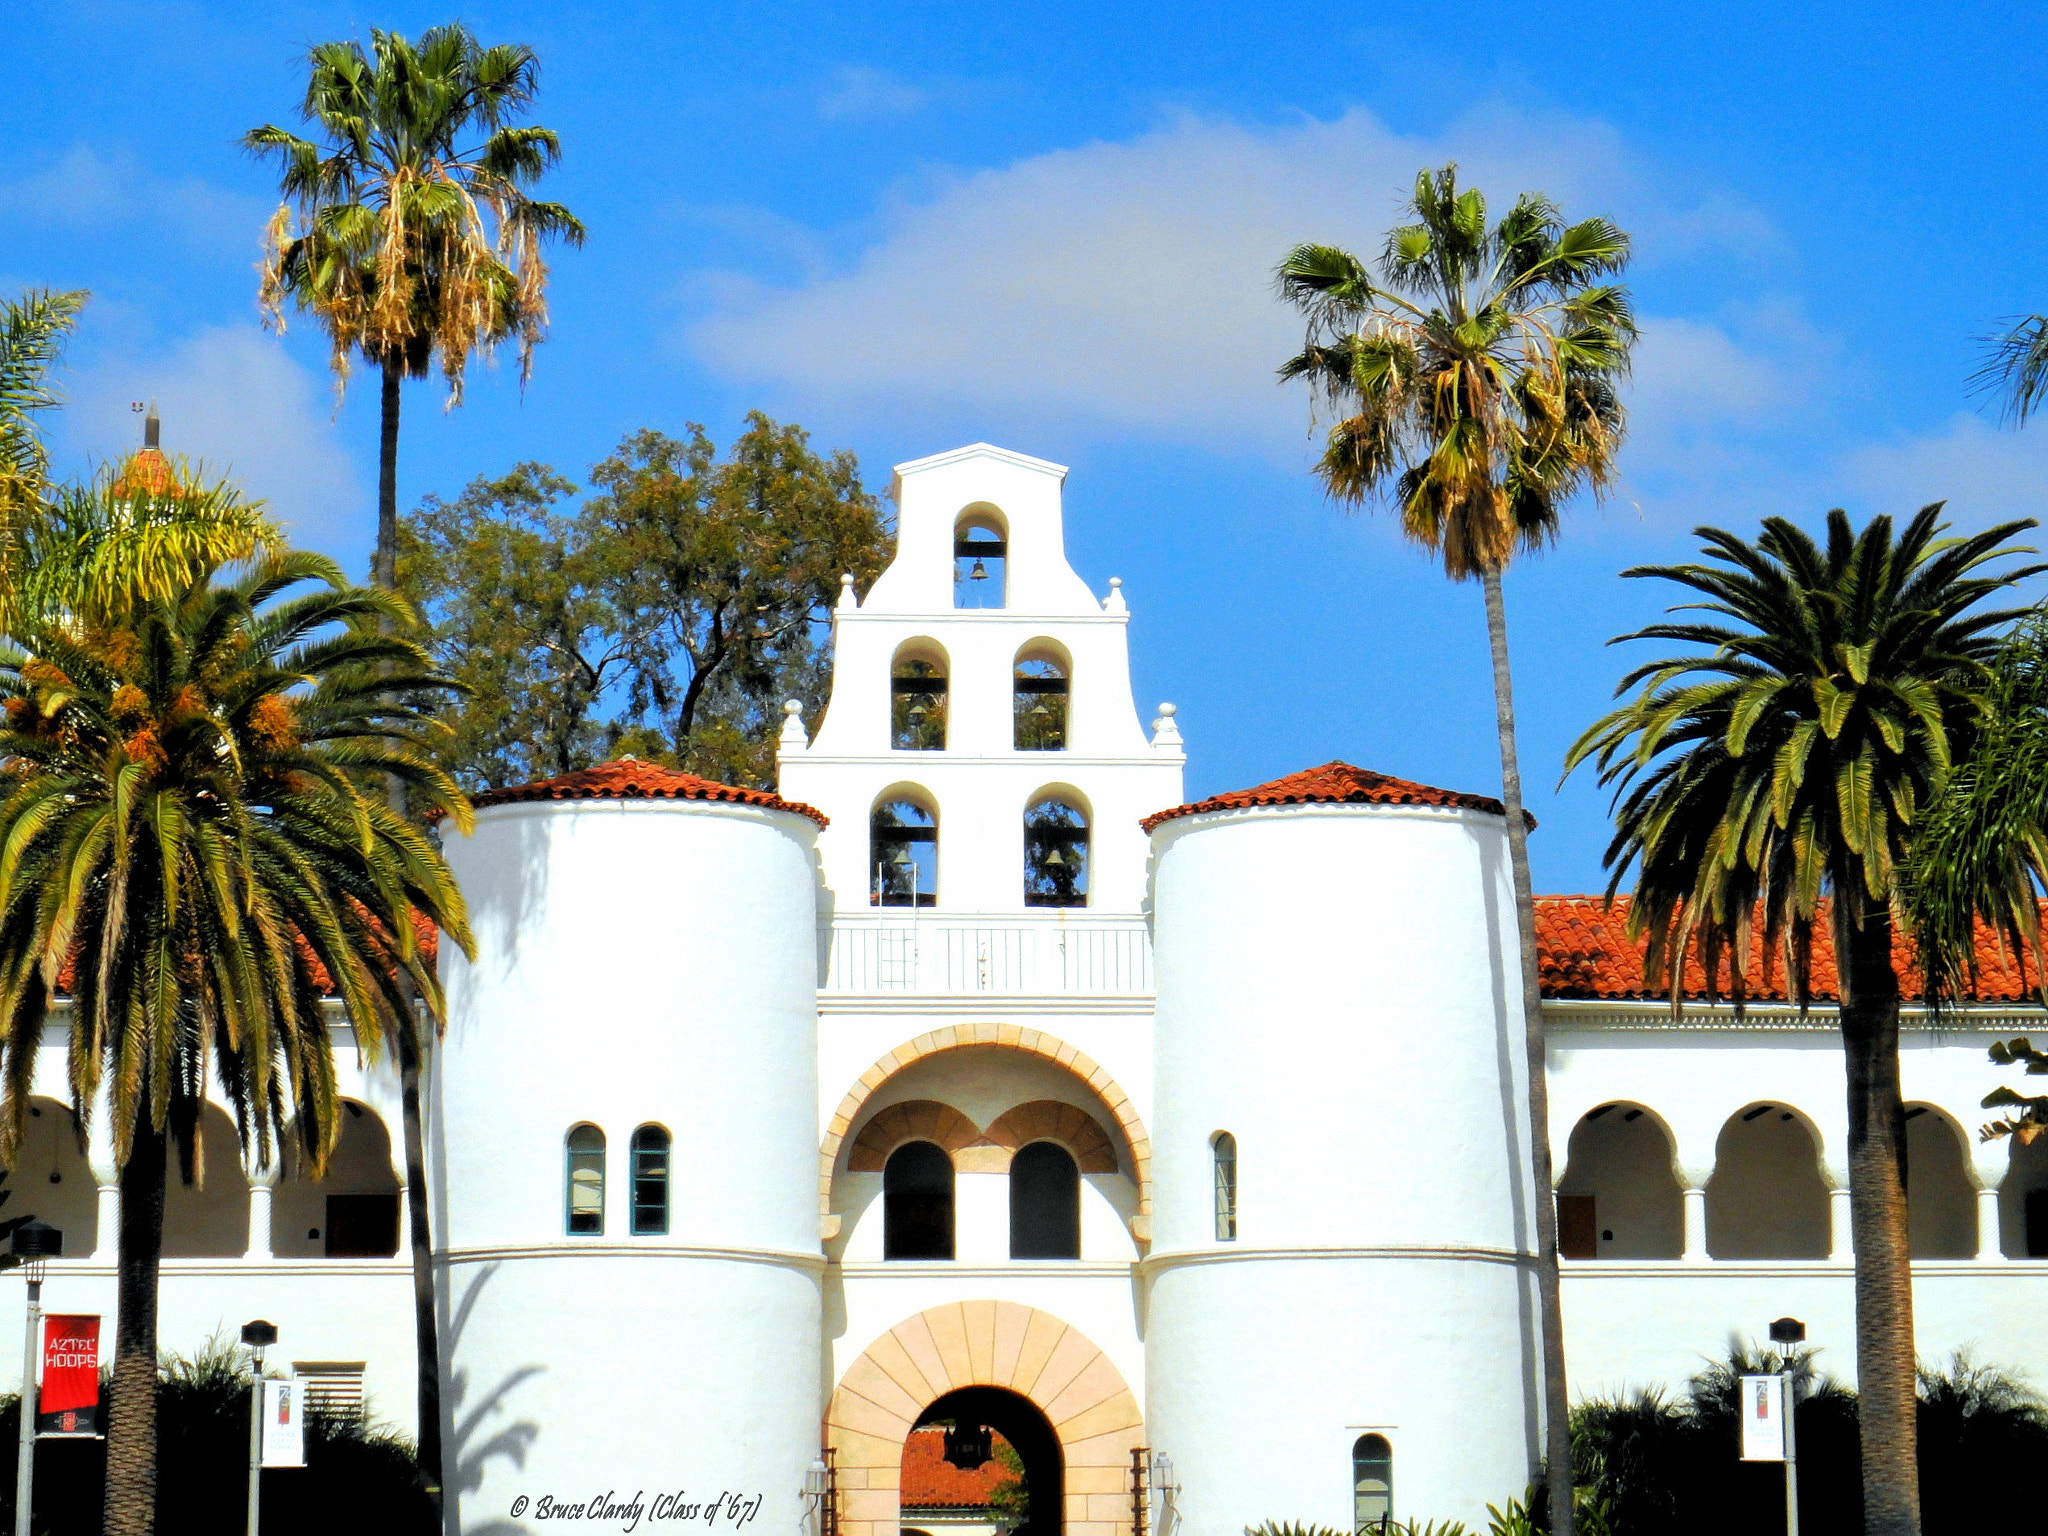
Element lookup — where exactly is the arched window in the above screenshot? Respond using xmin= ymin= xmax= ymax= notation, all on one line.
xmin=1023 ymin=796 xmax=1088 ymax=908
xmin=872 ymin=797 xmax=938 ymax=907
xmin=884 ymin=1141 xmax=954 ymax=1260
xmin=892 ymin=648 xmax=948 ymax=751
xmin=954 ymin=509 xmax=1007 ymax=609
xmin=631 ymin=1125 xmax=671 ymax=1236
xmin=1212 ymin=1131 xmax=1238 ymax=1241
xmin=1013 ymin=652 xmax=1069 ymax=751
xmin=1353 ymin=1435 xmax=1393 ymax=1532
xmin=1009 ymin=1142 xmax=1081 ymax=1259
xmin=566 ymin=1125 xmax=605 ymax=1236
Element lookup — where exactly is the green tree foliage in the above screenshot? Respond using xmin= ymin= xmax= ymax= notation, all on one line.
xmin=0 ymin=551 xmax=471 ymax=1536
xmin=0 ymin=288 xmax=86 ymax=532
xmin=987 ymin=1439 xmax=1029 ymax=1530
xmin=0 ymin=1340 xmax=436 ymax=1534
xmin=1275 ymin=165 xmax=1637 ymax=1536
xmin=1571 ymin=1346 xmax=2048 ymax=1536
xmin=1565 ymin=506 xmax=2043 ymax=1536
xmin=401 ymin=412 xmax=891 ymax=790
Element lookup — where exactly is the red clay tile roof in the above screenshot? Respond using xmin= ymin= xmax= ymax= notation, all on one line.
xmin=110 ymin=448 xmax=179 ymax=499
xmin=468 ymin=759 xmax=827 ymax=826
xmin=1141 ymin=761 xmax=1524 ymax=833
xmin=1534 ymin=895 xmax=2047 ymax=1004
xmin=899 ymin=1427 xmax=1017 ymax=1511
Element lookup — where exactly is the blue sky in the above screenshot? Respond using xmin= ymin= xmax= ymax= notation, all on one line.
xmin=7 ymin=1 xmax=2048 ymax=891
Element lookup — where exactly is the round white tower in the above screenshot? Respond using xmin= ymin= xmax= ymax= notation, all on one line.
xmin=1142 ymin=763 xmax=1543 ymax=1531
xmin=433 ymin=762 xmax=827 ymax=1532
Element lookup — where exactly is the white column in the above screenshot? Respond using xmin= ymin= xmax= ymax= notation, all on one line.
xmin=1829 ymin=1188 xmax=1854 ymax=1260
xmin=1977 ymin=1186 xmax=2004 ymax=1260
xmin=92 ymin=1186 xmax=119 ymax=1262
xmin=244 ymin=1169 xmax=278 ymax=1262
xmin=1682 ymin=1187 xmax=1709 ymax=1263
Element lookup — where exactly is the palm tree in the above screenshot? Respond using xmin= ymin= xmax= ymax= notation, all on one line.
xmin=1973 ymin=315 xmax=2048 ymax=424
xmin=1274 ymin=164 xmax=1637 ymax=1532
xmin=246 ymin=23 xmax=585 ymax=589
xmin=1564 ymin=507 xmax=2042 ymax=1536
xmin=0 ymin=548 xmax=473 ymax=1536
xmin=247 ymin=28 xmax=578 ymax=1497
xmin=0 ymin=287 xmax=87 ymax=535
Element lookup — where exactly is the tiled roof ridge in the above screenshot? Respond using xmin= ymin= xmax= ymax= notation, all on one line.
xmin=898 ymin=1425 xmax=1016 ymax=1509
xmin=1142 ymin=760 xmax=1525 ymax=833
xmin=467 ymin=759 xmax=828 ymax=826
xmin=1533 ymin=893 xmax=2048 ymax=1004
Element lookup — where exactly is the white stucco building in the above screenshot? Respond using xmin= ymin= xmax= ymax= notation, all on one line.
xmin=7 ymin=443 xmax=2047 ymax=1534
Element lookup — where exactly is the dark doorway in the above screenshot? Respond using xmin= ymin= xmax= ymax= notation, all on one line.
xmin=885 ymin=1141 xmax=955 ymax=1260
xmin=1010 ymin=1143 xmax=1081 ymax=1259
xmin=911 ymin=1386 xmax=1063 ymax=1536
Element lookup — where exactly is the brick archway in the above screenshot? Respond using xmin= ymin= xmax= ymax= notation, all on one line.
xmin=827 ymin=1302 xmax=1144 ymax=1536
xmin=819 ymin=1025 xmax=1152 ymax=1238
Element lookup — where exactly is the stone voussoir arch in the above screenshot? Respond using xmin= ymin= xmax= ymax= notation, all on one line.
xmin=826 ymin=1301 xmax=1145 ymax=1536
xmin=819 ymin=1023 xmax=1152 ymax=1237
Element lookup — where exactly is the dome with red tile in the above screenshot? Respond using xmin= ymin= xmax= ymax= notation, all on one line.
xmin=1141 ymin=760 xmax=1522 ymax=833
xmin=468 ymin=758 xmax=827 ymax=826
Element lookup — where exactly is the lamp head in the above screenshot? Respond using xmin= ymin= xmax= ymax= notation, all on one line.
xmin=240 ymin=1319 xmax=278 ymax=1350
xmin=1768 ymin=1316 xmax=1806 ymax=1347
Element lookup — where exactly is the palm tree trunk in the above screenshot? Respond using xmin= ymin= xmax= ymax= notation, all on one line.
xmin=374 ymin=352 xmax=402 ymax=590
xmin=398 ymin=1025 xmax=444 ymax=1514
xmin=1478 ymin=565 xmax=1574 ymax=1536
xmin=366 ymin=349 xmax=446 ymax=1514
xmin=101 ymin=1122 xmax=166 ymax=1536
xmin=1839 ymin=904 xmax=1920 ymax=1536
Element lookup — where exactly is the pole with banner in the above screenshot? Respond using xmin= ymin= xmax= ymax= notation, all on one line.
xmin=1739 ymin=1373 xmax=1797 ymax=1536
xmin=36 ymin=1316 xmax=101 ymax=1437
xmin=9 ymin=1221 xmax=61 ymax=1536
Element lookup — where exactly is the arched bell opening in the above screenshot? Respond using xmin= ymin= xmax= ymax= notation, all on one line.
xmin=872 ymin=791 xmax=939 ymax=908
xmin=909 ymin=1387 xmax=1061 ymax=1536
xmin=954 ymin=506 xmax=1008 ymax=609
xmin=1013 ymin=641 xmax=1071 ymax=752
xmin=1023 ymin=791 xmax=1089 ymax=909
xmin=891 ymin=641 xmax=950 ymax=752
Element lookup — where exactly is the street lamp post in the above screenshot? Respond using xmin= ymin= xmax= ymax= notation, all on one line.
xmin=1769 ymin=1316 xmax=1807 ymax=1536
xmin=10 ymin=1221 xmax=61 ymax=1536
xmin=241 ymin=1320 xmax=277 ymax=1536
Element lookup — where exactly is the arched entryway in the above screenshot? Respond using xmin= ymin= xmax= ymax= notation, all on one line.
xmin=904 ymin=1388 xmax=1060 ymax=1536
xmin=828 ymin=1303 xmax=1143 ymax=1536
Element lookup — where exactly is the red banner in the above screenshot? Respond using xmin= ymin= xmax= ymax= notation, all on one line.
xmin=37 ymin=1314 xmax=100 ymax=1437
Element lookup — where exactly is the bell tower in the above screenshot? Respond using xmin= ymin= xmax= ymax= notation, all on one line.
xmin=778 ymin=443 xmax=1184 ymax=917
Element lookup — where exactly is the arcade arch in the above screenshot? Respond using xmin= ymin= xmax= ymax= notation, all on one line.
xmin=1905 ymin=1104 xmax=1977 ymax=1260
xmin=1704 ymin=1104 xmax=1831 ymax=1260
xmin=0 ymin=1098 xmax=95 ymax=1256
xmin=1556 ymin=1102 xmax=1683 ymax=1259
xmin=828 ymin=1303 xmax=1143 ymax=1536
xmin=271 ymin=1099 xmax=402 ymax=1258
xmin=162 ymin=1102 xmax=251 ymax=1259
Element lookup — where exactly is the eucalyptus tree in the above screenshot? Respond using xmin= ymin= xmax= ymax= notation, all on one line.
xmin=1275 ymin=164 xmax=1636 ymax=1530
xmin=0 ymin=549 xmax=472 ymax=1536
xmin=246 ymin=23 xmax=585 ymax=590
xmin=1565 ymin=507 xmax=2042 ymax=1536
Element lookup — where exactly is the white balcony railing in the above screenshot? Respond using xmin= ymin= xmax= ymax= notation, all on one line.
xmin=824 ymin=911 xmax=1154 ymax=994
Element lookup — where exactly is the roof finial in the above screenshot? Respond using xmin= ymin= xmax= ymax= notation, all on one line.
xmin=837 ymin=572 xmax=858 ymax=612
xmin=779 ymin=698 xmax=810 ymax=754
xmin=1103 ymin=576 xmax=1126 ymax=614
xmin=1151 ymin=701 xmax=1181 ymax=749
xmin=144 ymin=400 xmax=159 ymax=450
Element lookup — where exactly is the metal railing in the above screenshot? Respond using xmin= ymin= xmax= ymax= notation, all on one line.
xmin=823 ymin=912 xmax=1154 ymax=994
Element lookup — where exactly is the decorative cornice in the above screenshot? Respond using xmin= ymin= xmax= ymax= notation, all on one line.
xmin=440 ymin=1241 xmax=827 ymax=1273
xmin=1140 ymin=1243 xmax=1535 ymax=1276
xmin=1542 ymin=999 xmax=2047 ymax=1034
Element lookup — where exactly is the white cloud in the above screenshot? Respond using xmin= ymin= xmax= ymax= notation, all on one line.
xmin=0 ymin=144 xmax=268 ymax=256
xmin=59 ymin=326 xmax=365 ymax=551
xmin=817 ymin=65 xmax=930 ymax=122
xmin=689 ymin=106 xmax=1778 ymax=458
xmin=1838 ymin=412 xmax=2048 ymax=528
